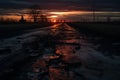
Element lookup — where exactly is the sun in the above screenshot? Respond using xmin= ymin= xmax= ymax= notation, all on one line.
xmin=50 ymin=15 xmax=58 ymax=23
xmin=50 ymin=19 xmax=57 ymax=23
xmin=50 ymin=15 xmax=58 ymax=18
xmin=53 ymin=19 xmax=57 ymax=23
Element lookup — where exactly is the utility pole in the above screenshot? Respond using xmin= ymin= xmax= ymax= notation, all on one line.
xmin=91 ymin=0 xmax=95 ymax=22
xmin=92 ymin=6 xmax=95 ymax=22
xmin=87 ymin=0 xmax=96 ymax=22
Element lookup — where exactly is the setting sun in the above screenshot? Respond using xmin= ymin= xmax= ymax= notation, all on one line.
xmin=51 ymin=19 xmax=57 ymax=23
xmin=50 ymin=15 xmax=58 ymax=18
xmin=50 ymin=15 xmax=58 ymax=23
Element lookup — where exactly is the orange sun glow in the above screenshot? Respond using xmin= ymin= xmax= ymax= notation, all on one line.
xmin=51 ymin=15 xmax=58 ymax=18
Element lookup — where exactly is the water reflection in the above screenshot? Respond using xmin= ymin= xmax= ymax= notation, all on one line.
xmin=49 ymin=67 xmax=74 ymax=80
xmin=13 ymin=23 xmax=120 ymax=80
xmin=27 ymin=59 xmax=48 ymax=80
xmin=26 ymin=23 xmax=82 ymax=80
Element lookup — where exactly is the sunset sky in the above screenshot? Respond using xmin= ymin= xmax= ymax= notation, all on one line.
xmin=0 ymin=0 xmax=120 ymax=21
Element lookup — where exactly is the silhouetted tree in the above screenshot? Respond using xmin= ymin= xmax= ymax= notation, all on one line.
xmin=0 ymin=17 xmax=17 ymax=24
xmin=29 ymin=4 xmax=41 ymax=23
xmin=39 ymin=14 xmax=48 ymax=23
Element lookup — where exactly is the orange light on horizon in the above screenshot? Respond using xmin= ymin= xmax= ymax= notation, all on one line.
xmin=49 ymin=11 xmax=86 ymax=15
xmin=51 ymin=15 xmax=58 ymax=18
xmin=0 ymin=15 xmax=30 ymax=21
xmin=52 ymin=19 xmax=57 ymax=23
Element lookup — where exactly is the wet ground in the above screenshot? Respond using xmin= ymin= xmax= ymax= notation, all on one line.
xmin=0 ymin=23 xmax=120 ymax=80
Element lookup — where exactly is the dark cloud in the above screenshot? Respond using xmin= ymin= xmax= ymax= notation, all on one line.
xmin=0 ymin=0 xmax=119 ymax=11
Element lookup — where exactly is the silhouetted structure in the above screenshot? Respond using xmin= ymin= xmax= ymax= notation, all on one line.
xmin=19 ymin=15 xmax=26 ymax=23
xmin=29 ymin=5 xmax=41 ymax=23
xmin=107 ymin=16 xmax=111 ymax=22
xmin=87 ymin=0 xmax=96 ymax=22
xmin=39 ymin=14 xmax=48 ymax=23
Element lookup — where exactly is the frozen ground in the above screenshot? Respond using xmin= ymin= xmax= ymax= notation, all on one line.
xmin=0 ymin=23 xmax=120 ymax=80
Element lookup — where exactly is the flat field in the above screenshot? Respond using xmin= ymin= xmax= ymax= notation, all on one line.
xmin=0 ymin=23 xmax=52 ymax=39
xmin=68 ymin=22 xmax=120 ymax=39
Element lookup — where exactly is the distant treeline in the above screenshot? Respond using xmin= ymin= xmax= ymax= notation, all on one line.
xmin=0 ymin=17 xmax=18 ymax=24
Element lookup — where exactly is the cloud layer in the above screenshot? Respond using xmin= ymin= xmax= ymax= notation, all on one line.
xmin=0 ymin=0 xmax=120 ymax=11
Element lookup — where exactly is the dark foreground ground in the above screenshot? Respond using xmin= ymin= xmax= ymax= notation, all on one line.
xmin=0 ymin=23 xmax=120 ymax=80
xmin=0 ymin=22 xmax=120 ymax=39
xmin=68 ymin=22 xmax=120 ymax=56
xmin=0 ymin=23 xmax=53 ymax=39
xmin=68 ymin=22 xmax=120 ymax=39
